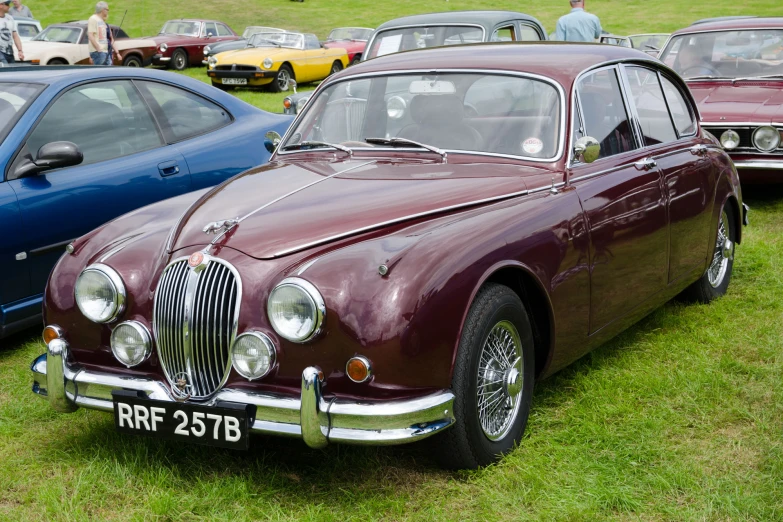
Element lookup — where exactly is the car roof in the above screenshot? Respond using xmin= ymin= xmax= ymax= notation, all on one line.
xmin=0 ymin=66 xmax=209 ymax=90
xmin=344 ymin=42 xmax=663 ymax=88
xmin=374 ymin=10 xmax=545 ymax=32
xmin=675 ymin=17 xmax=783 ymax=33
xmin=163 ymin=19 xmax=223 ymax=23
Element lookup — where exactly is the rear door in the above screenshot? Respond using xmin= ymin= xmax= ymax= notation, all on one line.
xmin=8 ymin=79 xmax=191 ymax=293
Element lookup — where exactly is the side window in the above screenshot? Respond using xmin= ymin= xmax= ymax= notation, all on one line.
xmin=575 ymin=68 xmax=636 ymax=160
xmin=305 ymin=34 xmax=320 ymax=50
xmin=217 ymin=24 xmax=232 ymax=37
xmin=116 ymin=28 xmax=129 ymax=38
xmin=491 ymin=26 xmax=516 ymax=42
xmin=137 ymin=81 xmax=231 ymax=142
xmin=624 ymin=66 xmax=677 ymax=146
xmin=26 ymin=80 xmax=164 ymax=167
xmin=518 ymin=24 xmax=542 ymax=41
xmin=661 ymin=76 xmax=697 ymax=136
xmin=205 ymin=23 xmax=218 ymax=37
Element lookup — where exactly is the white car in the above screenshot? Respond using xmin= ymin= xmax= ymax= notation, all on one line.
xmin=15 ymin=17 xmax=42 ymax=41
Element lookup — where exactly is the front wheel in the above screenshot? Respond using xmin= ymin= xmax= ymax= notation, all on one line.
xmin=170 ymin=49 xmax=188 ymax=70
xmin=429 ymin=283 xmax=535 ymax=469
xmin=269 ymin=64 xmax=293 ymax=93
xmin=679 ymin=202 xmax=736 ymax=303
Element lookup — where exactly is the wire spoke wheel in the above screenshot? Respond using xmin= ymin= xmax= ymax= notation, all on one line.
xmin=708 ymin=209 xmax=733 ymax=288
xmin=277 ymin=68 xmax=291 ymax=91
xmin=476 ymin=320 xmax=524 ymax=441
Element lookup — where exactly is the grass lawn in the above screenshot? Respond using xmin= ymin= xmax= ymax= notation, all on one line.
xmin=2 ymin=0 xmax=783 ymax=520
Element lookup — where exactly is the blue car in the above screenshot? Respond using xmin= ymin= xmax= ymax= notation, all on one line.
xmin=0 ymin=66 xmax=292 ymax=338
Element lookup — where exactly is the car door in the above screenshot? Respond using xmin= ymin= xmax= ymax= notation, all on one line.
xmin=134 ymin=80 xmax=254 ymax=191
xmin=568 ymin=66 xmax=668 ymax=335
xmin=621 ymin=65 xmax=715 ymax=284
xmin=0 ymin=183 xmax=29 ymax=328
xmin=7 ymin=79 xmax=191 ymax=293
xmin=303 ymin=33 xmax=331 ymax=80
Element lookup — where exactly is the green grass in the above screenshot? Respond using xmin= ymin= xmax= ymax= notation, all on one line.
xmin=3 ymin=0 xmax=783 ymax=520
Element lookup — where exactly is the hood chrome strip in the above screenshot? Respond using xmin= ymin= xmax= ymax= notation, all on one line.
xmin=204 ymin=160 xmax=377 ymax=252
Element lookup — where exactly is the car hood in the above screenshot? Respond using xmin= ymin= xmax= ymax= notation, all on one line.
xmin=169 ymin=158 xmax=544 ymax=259
xmin=688 ymin=81 xmax=783 ymax=123
xmin=23 ymin=40 xmax=74 ymax=55
xmin=207 ymin=39 xmax=247 ymax=52
xmin=216 ymin=47 xmax=288 ymax=64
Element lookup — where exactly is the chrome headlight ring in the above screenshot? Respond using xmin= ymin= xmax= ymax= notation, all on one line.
xmin=231 ymin=331 xmax=277 ymax=380
xmin=110 ymin=321 xmax=152 ymax=367
xmin=720 ymin=129 xmax=740 ymax=150
xmin=262 ymin=57 xmax=273 ymax=69
xmin=74 ymin=263 xmax=126 ymax=324
xmin=267 ymin=277 xmax=325 ymax=343
xmin=159 ymin=43 xmax=168 ymax=53
xmin=295 ymin=96 xmax=310 ymax=114
xmin=752 ymin=125 xmax=781 ymax=152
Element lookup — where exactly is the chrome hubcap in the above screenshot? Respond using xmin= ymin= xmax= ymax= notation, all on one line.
xmin=477 ymin=320 xmax=523 ymax=441
xmin=708 ymin=209 xmax=732 ymax=288
xmin=278 ymin=70 xmax=290 ymax=90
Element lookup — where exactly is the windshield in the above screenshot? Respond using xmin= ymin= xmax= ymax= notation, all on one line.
xmin=282 ymin=72 xmax=561 ymax=160
xmin=629 ymin=34 xmax=668 ymax=50
xmin=660 ymin=30 xmax=783 ymax=79
xmin=160 ymin=21 xmax=200 ymax=36
xmin=328 ymin=28 xmax=372 ymax=41
xmin=242 ymin=26 xmax=282 ymax=39
xmin=0 ymin=83 xmax=45 ymax=140
xmin=33 ymin=26 xmax=81 ymax=43
xmin=249 ymin=32 xmax=303 ymax=48
xmin=17 ymin=22 xmax=40 ymax=39
xmin=367 ymin=25 xmax=484 ymax=59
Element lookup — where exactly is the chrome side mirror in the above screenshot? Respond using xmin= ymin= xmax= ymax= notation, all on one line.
xmin=264 ymin=131 xmax=282 ymax=154
xmin=573 ymin=136 xmax=600 ymax=164
xmin=288 ymin=79 xmax=297 ymax=94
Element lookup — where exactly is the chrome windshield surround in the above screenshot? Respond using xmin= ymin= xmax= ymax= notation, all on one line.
xmin=275 ymin=68 xmax=568 ymax=164
xmin=364 ymin=24 xmax=487 ymax=61
xmin=74 ymin=263 xmax=127 ymax=324
xmin=152 ymin=254 xmax=242 ymax=400
xmin=267 ymin=277 xmax=326 ymax=343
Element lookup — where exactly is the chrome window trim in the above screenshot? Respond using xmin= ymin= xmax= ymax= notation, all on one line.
xmin=569 ymin=144 xmax=706 ymax=184
xmin=656 ymin=71 xmax=699 ymax=138
xmin=275 ymin=68 xmax=567 ymax=164
xmin=364 ymin=24 xmax=487 ymax=61
xmin=619 ymin=63 xmax=681 ymax=144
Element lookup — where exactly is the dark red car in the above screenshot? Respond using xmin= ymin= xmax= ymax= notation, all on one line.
xmin=660 ymin=18 xmax=783 ymax=183
xmin=147 ymin=19 xmax=239 ymax=70
xmin=31 ymin=43 xmax=745 ymax=469
xmin=322 ymin=27 xmax=373 ymax=65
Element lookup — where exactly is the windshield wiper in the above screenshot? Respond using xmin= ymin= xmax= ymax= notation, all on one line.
xmin=364 ymin=137 xmax=446 ymax=160
xmin=732 ymin=74 xmax=783 ymax=82
xmin=282 ymin=140 xmax=352 ymax=156
xmin=686 ymin=75 xmax=729 ymax=81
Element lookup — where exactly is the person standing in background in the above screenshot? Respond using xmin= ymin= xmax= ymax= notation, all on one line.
xmin=0 ymin=0 xmax=24 ymax=65
xmin=88 ymin=2 xmax=119 ymax=65
xmin=9 ymin=0 xmax=32 ymax=19
xmin=555 ymin=0 xmax=602 ymax=42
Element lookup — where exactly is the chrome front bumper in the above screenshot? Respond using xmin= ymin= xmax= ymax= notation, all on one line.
xmin=30 ymin=339 xmax=455 ymax=448
xmin=733 ymin=160 xmax=782 ymax=170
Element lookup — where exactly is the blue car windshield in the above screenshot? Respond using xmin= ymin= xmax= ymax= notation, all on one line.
xmin=0 ymin=82 xmax=45 ymax=142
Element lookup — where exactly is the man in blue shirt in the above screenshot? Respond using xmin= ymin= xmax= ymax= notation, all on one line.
xmin=555 ymin=0 xmax=602 ymax=42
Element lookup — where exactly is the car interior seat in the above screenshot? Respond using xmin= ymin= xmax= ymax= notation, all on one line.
xmin=397 ymin=94 xmax=483 ymax=151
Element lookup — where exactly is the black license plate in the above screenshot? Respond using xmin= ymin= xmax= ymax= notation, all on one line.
xmin=112 ymin=390 xmax=255 ymax=450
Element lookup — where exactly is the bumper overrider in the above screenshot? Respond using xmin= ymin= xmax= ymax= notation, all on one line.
xmin=152 ymin=53 xmax=171 ymax=65
xmin=30 ymin=339 xmax=456 ymax=448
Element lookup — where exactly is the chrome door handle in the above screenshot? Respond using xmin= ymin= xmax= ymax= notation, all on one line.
xmin=634 ymin=157 xmax=657 ymax=170
xmin=690 ymin=144 xmax=708 ymax=156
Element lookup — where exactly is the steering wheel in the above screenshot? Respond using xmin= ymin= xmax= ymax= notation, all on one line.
xmin=681 ymin=64 xmax=722 ymax=77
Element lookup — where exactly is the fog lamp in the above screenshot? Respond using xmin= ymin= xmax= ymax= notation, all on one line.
xmin=110 ymin=321 xmax=151 ymax=367
xmin=752 ymin=126 xmax=781 ymax=152
xmin=720 ymin=129 xmax=740 ymax=150
xmin=231 ymin=332 xmax=276 ymax=380
xmin=42 ymin=325 xmax=63 ymax=345
xmin=346 ymin=356 xmax=372 ymax=383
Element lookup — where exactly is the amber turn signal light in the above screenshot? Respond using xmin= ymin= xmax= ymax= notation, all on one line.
xmin=346 ymin=356 xmax=372 ymax=383
xmin=42 ymin=325 xmax=63 ymax=345
xmin=283 ymin=99 xmax=292 ymax=109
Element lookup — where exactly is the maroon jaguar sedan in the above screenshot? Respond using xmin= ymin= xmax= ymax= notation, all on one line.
xmin=660 ymin=18 xmax=783 ymax=183
xmin=32 ymin=43 xmax=745 ymax=469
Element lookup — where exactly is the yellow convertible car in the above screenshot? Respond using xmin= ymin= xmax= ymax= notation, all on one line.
xmin=207 ymin=32 xmax=349 ymax=92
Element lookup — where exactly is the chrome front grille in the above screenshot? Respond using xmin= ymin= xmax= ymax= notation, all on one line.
xmin=153 ymin=255 xmax=241 ymax=399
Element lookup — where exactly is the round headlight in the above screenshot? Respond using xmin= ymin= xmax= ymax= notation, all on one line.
xmin=720 ymin=130 xmax=740 ymax=150
xmin=208 ymin=55 xmax=217 ymax=68
xmin=262 ymin=57 xmax=273 ymax=69
xmin=204 ymin=45 xmax=211 ymax=55
xmin=159 ymin=43 xmax=168 ymax=53
xmin=74 ymin=264 xmax=125 ymax=323
xmin=231 ymin=332 xmax=276 ymax=380
xmin=267 ymin=278 xmax=325 ymax=343
xmin=295 ymin=96 xmax=310 ymax=114
xmin=386 ymin=96 xmax=406 ymax=119
xmin=752 ymin=126 xmax=781 ymax=152
xmin=110 ymin=321 xmax=151 ymax=367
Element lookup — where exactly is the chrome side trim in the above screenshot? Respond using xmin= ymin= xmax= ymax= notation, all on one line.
xmin=733 ymin=160 xmax=783 ymax=170
xmin=30 ymin=352 xmax=456 ymax=446
xmin=702 ymin=122 xmax=783 ymax=128
xmin=275 ymin=68 xmax=568 ymax=164
xmin=364 ymin=24 xmax=486 ymax=63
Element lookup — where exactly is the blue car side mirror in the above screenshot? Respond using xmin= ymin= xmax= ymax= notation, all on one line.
xmin=14 ymin=141 xmax=84 ymax=179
